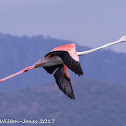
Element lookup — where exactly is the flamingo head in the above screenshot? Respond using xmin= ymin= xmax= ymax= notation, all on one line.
xmin=119 ymin=36 xmax=126 ymax=42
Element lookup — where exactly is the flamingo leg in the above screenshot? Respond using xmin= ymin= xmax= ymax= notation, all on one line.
xmin=0 ymin=66 xmax=34 ymax=83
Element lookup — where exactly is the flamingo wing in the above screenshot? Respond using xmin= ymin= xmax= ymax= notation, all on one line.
xmin=43 ymin=64 xmax=75 ymax=99
xmin=45 ymin=51 xmax=84 ymax=76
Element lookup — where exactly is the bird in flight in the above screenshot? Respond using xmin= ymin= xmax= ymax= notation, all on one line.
xmin=0 ymin=36 xmax=126 ymax=99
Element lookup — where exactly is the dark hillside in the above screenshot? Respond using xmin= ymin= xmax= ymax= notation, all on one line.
xmin=0 ymin=33 xmax=126 ymax=91
xmin=0 ymin=79 xmax=126 ymax=126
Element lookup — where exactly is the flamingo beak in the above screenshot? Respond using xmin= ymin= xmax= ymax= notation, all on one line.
xmin=33 ymin=59 xmax=47 ymax=68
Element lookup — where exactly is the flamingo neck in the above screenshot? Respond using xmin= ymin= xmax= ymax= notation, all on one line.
xmin=77 ymin=40 xmax=125 ymax=56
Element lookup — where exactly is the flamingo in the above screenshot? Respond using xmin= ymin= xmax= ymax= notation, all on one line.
xmin=0 ymin=36 xmax=126 ymax=99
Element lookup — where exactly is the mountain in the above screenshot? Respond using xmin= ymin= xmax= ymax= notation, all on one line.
xmin=0 ymin=33 xmax=126 ymax=91
xmin=0 ymin=78 xmax=126 ymax=126
xmin=0 ymin=33 xmax=126 ymax=126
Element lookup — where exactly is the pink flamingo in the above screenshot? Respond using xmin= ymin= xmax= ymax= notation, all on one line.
xmin=0 ymin=36 xmax=126 ymax=99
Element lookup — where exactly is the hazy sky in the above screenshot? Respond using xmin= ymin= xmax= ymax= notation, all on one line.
xmin=0 ymin=0 xmax=126 ymax=52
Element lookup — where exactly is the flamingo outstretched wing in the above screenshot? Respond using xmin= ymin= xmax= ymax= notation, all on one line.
xmin=43 ymin=64 xmax=75 ymax=99
xmin=45 ymin=44 xmax=84 ymax=76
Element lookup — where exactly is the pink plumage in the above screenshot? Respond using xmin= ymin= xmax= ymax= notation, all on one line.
xmin=0 ymin=36 xmax=125 ymax=99
xmin=0 ymin=43 xmax=84 ymax=99
xmin=52 ymin=43 xmax=79 ymax=61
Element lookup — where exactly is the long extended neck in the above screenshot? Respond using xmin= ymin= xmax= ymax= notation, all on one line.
xmin=77 ymin=40 xmax=124 ymax=56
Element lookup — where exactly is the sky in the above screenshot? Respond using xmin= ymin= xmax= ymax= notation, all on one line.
xmin=0 ymin=0 xmax=126 ymax=52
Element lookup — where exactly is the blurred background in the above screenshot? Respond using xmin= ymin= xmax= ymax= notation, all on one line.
xmin=0 ymin=0 xmax=126 ymax=126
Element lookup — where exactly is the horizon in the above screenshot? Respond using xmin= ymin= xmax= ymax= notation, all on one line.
xmin=0 ymin=0 xmax=126 ymax=53
xmin=0 ymin=32 xmax=126 ymax=55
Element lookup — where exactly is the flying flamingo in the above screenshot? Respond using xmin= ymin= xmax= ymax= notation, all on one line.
xmin=0 ymin=36 xmax=126 ymax=99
